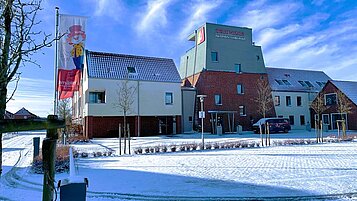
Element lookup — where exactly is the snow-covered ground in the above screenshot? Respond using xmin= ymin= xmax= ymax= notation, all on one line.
xmin=1 ymin=130 xmax=357 ymax=201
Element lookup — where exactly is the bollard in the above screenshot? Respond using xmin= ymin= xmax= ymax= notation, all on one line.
xmin=33 ymin=137 xmax=40 ymax=159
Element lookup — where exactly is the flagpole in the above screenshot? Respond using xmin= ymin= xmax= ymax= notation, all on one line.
xmin=54 ymin=7 xmax=59 ymax=115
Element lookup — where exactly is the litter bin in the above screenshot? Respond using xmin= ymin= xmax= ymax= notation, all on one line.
xmin=236 ymin=125 xmax=242 ymax=134
xmin=59 ymin=177 xmax=88 ymax=201
xmin=217 ymin=125 xmax=223 ymax=136
xmin=33 ymin=137 xmax=40 ymax=159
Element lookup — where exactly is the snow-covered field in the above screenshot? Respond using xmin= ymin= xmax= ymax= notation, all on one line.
xmin=1 ymin=130 xmax=357 ymax=201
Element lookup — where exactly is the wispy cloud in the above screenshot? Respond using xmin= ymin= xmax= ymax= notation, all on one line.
xmin=179 ymin=0 xmax=222 ymax=40
xmin=6 ymin=78 xmax=54 ymax=117
xmin=136 ymin=0 xmax=173 ymax=33
xmin=227 ymin=1 xmax=301 ymax=31
xmin=93 ymin=0 xmax=125 ymax=22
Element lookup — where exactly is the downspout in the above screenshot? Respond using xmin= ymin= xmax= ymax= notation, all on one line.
xmin=192 ymin=29 xmax=198 ymax=87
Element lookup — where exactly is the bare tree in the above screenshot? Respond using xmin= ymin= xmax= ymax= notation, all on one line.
xmin=58 ymin=99 xmax=72 ymax=141
xmin=310 ymin=93 xmax=328 ymax=142
xmin=0 ymin=0 xmax=53 ymax=175
xmin=336 ymin=91 xmax=353 ymax=138
xmin=114 ymin=79 xmax=136 ymax=154
xmin=254 ymin=78 xmax=274 ymax=146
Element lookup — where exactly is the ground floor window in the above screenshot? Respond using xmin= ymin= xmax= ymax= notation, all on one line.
xmin=239 ymin=105 xmax=246 ymax=116
xmin=300 ymin=115 xmax=305 ymax=125
xmin=289 ymin=115 xmax=294 ymax=125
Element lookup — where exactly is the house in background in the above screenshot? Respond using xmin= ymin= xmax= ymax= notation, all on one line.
xmin=312 ymin=80 xmax=357 ymax=130
xmin=73 ymin=50 xmax=182 ymax=138
xmin=4 ymin=110 xmax=14 ymax=119
xmin=266 ymin=68 xmax=331 ymax=129
xmin=179 ymin=23 xmax=275 ymax=133
xmin=13 ymin=107 xmax=39 ymax=119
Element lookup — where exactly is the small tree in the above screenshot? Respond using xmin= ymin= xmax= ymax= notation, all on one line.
xmin=114 ymin=79 xmax=136 ymax=154
xmin=310 ymin=93 xmax=328 ymax=142
xmin=336 ymin=91 xmax=353 ymax=138
xmin=0 ymin=0 xmax=53 ymax=175
xmin=58 ymin=99 xmax=72 ymax=140
xmin=254 ymin=78 xmax=274 ymax=146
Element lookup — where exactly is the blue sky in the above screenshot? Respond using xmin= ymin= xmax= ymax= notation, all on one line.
xmin=6 ymin=0 xmax=357 ymax=117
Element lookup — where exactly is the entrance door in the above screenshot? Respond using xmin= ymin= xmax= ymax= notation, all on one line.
xmin=331 ymin=113 xmax=347 ymax=130
xmin=322 ymin=114 xmax=330 ymax=130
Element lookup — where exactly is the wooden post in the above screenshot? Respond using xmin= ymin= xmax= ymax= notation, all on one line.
xmin=320 ymin=120 xmax=323 ymax=143
xmin=42 ymin=115 xmax=60 ymax=201
xmin=337 ymin=121 xmax=340 ymax=141
xmin=267 ymin=122 xmax=270 ymax=146
xmin=259 ymin=124 xmax=263 ymax=146
xmin=119 ymin=123 xmax=122 ymax=155
xmin=127 ymin=123 xmax=131 ymax=155
xmin=265 ymin=122 xmax=268 ymax=146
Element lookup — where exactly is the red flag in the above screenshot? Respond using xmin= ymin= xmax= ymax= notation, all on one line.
xmin=58 ymin=69 xmax=80 ymax=99
xmin=59 ymin=90 xmax=74 ymax=99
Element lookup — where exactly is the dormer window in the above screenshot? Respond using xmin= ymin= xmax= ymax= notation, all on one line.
xmin=127 ymin=67 xmax=136 ymax=74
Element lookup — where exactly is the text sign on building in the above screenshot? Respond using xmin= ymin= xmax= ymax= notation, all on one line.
xmin=199 ymin=111 xmax=205 ymax=119
xmin=215 ymin=28 xmax=245 ymax=40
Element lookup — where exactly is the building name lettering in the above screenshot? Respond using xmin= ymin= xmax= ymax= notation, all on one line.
xmin=215 ymin=29 xmax=245 ymax=40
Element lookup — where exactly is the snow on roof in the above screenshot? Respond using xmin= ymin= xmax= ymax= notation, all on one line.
xmin=331 ymin=80 xmax=357 ymax=105
xmin=266 ymin=67 xmax=331 ymax=92
xmin=86 ymin=51 xmax=181 ymax=83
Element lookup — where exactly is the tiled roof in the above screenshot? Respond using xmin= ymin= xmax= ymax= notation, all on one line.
xmin=266 ymin=67 xmax=331 ymax=92
xmin=331 ymin=80 xmax=357 ymax=105
xmin=14 ymin=107 xmax=37 ymax=117
xmin=86 ymin=51 xmax=181 ymax=83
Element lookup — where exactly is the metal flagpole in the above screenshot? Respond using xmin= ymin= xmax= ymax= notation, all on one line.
xmin=53 ymin=7 xmax=59 ymax=115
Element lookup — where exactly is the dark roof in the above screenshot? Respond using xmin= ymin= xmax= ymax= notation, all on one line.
xmin=330 ymin=80 xmax=357 ymax=105
xmin=86 ymin=51 xmax=181 ymax=83
xmin=266 ymin=67 xmax=331 ymax=92
xmin=4 ymin=110 xmax=14 ymax=119
xmin=14 ymin=107 xmax=37 ymax=117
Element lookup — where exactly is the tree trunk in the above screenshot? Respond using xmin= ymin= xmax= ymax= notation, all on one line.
xmin=0 ymin=85 xmax=7 ymax=175
xmin=123 ymin=111 xmax=127 ymax=154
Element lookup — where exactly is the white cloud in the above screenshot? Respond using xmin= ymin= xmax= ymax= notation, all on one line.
xmin=6 ymin=78 xmax=54 ymax=117
xmin=179 ymin=0 xmax=222 ymax=40
xmin=94 ymin=0 xmax=124 ymax=22
xmin=136 ymin=0 xmax=173 ymax=33
xmin=227 ymin=1 xmax=301 ymax=31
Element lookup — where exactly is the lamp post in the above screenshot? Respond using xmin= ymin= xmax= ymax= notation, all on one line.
xmin=197 ymin=95 xmax=207 ymax=148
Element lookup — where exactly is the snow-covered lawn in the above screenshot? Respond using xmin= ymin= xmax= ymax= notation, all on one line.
xmin=1 ymin=130 xmax=357 ymax=200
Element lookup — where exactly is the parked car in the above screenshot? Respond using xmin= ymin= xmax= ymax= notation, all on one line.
xmin=252 ymin=118 xmax=291 ymax=134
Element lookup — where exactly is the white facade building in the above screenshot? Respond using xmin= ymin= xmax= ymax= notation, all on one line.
xmin=267 ymin=68 xmax=331 ymax=130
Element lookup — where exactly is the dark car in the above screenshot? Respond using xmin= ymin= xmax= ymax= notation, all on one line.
xmin=252 ymin=118 xmax=291 ymax=134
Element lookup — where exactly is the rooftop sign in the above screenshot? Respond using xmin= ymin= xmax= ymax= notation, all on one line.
xmin=215 ymin=28 xmax=245 ymax=40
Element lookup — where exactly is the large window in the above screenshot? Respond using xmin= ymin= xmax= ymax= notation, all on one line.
xmin=297 ymin=96 xmax=302 ymax=106
xmin=211 ymin=51 xmax=218 ymax=62
xmin=286 ymin=96 xmax=291 ymax=106
xmin=165 ymin=92 xmax=173 ymax=105
xmin=325 ymin=93 xmax=337 ymax=105
xmin=237 ymin=84 xmax=244 ymax=94
xmin=89 ymin=92 xmax=105 ymax=103
xmin=239 ymin=105 xmax=246 ymax=116
xmin=215 ymin=94 xmax=222 ymax=105
xmin=235 ymin=64 xmax=241 ymax=73
xmin=274 ymin=96 xmax=280 ymax=106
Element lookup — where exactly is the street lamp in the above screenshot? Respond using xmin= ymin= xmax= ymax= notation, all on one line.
xmin=197 ymin=95 xmax=207 ymax=148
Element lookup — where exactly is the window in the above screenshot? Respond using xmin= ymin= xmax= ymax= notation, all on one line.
xmin=235 ymin=64 xmax=242 ymax=73
xmin=298 ymin=81 xmax=308 ymax=87
xmin=305 ymin=81 xmax=314 ymax=87
xmin=215 ymin=94 xmax=222 ymax=105
xmin=275 ymin=79 xmax=284 ymax=85
xmin=300 ymin=115 xmax=305 ymax=125
xmin=274 ymin=96 xmax=280 ymax=106
xmin=127 ymin=66 xmax=136 ymax=74
xmin=239 ymin=105 xmax=246 ymax=116
xmin=165 ymin=92 xmax=173 ymax=105
xmin=322 ymin=114 xmax=330 ymax=125
xmin=297 ymin=96 xmax=302 ymax=106
xmin=316 ymin=81 xmax=324 ymax=87
xmin=89 ymin=92 xmax=105 ymax=103
xmin=289 ymin=115 xmax=295 ymax=125
xmin=211 ymin=51 xmax=218 ymax=62
xmin=286 ymin=96 xmax=291 ymax=106
xmin=324 ymin=93 xmax=337 ymax=105
xmin=282 ymin=80 xmax=291 ymax=85
xmin=237 ymin=84 xmax=244 ymax=94
xmin=188 ymin=116 xmax=193 ymax=122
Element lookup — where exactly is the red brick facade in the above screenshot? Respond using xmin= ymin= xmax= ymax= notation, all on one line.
xmin=184 ymin=71 xmax=276 ymax=132
xmin=311 ymin=82 xmax=357 ymax=130
xmin=84 ymin=115 xmax=181 ymax=138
